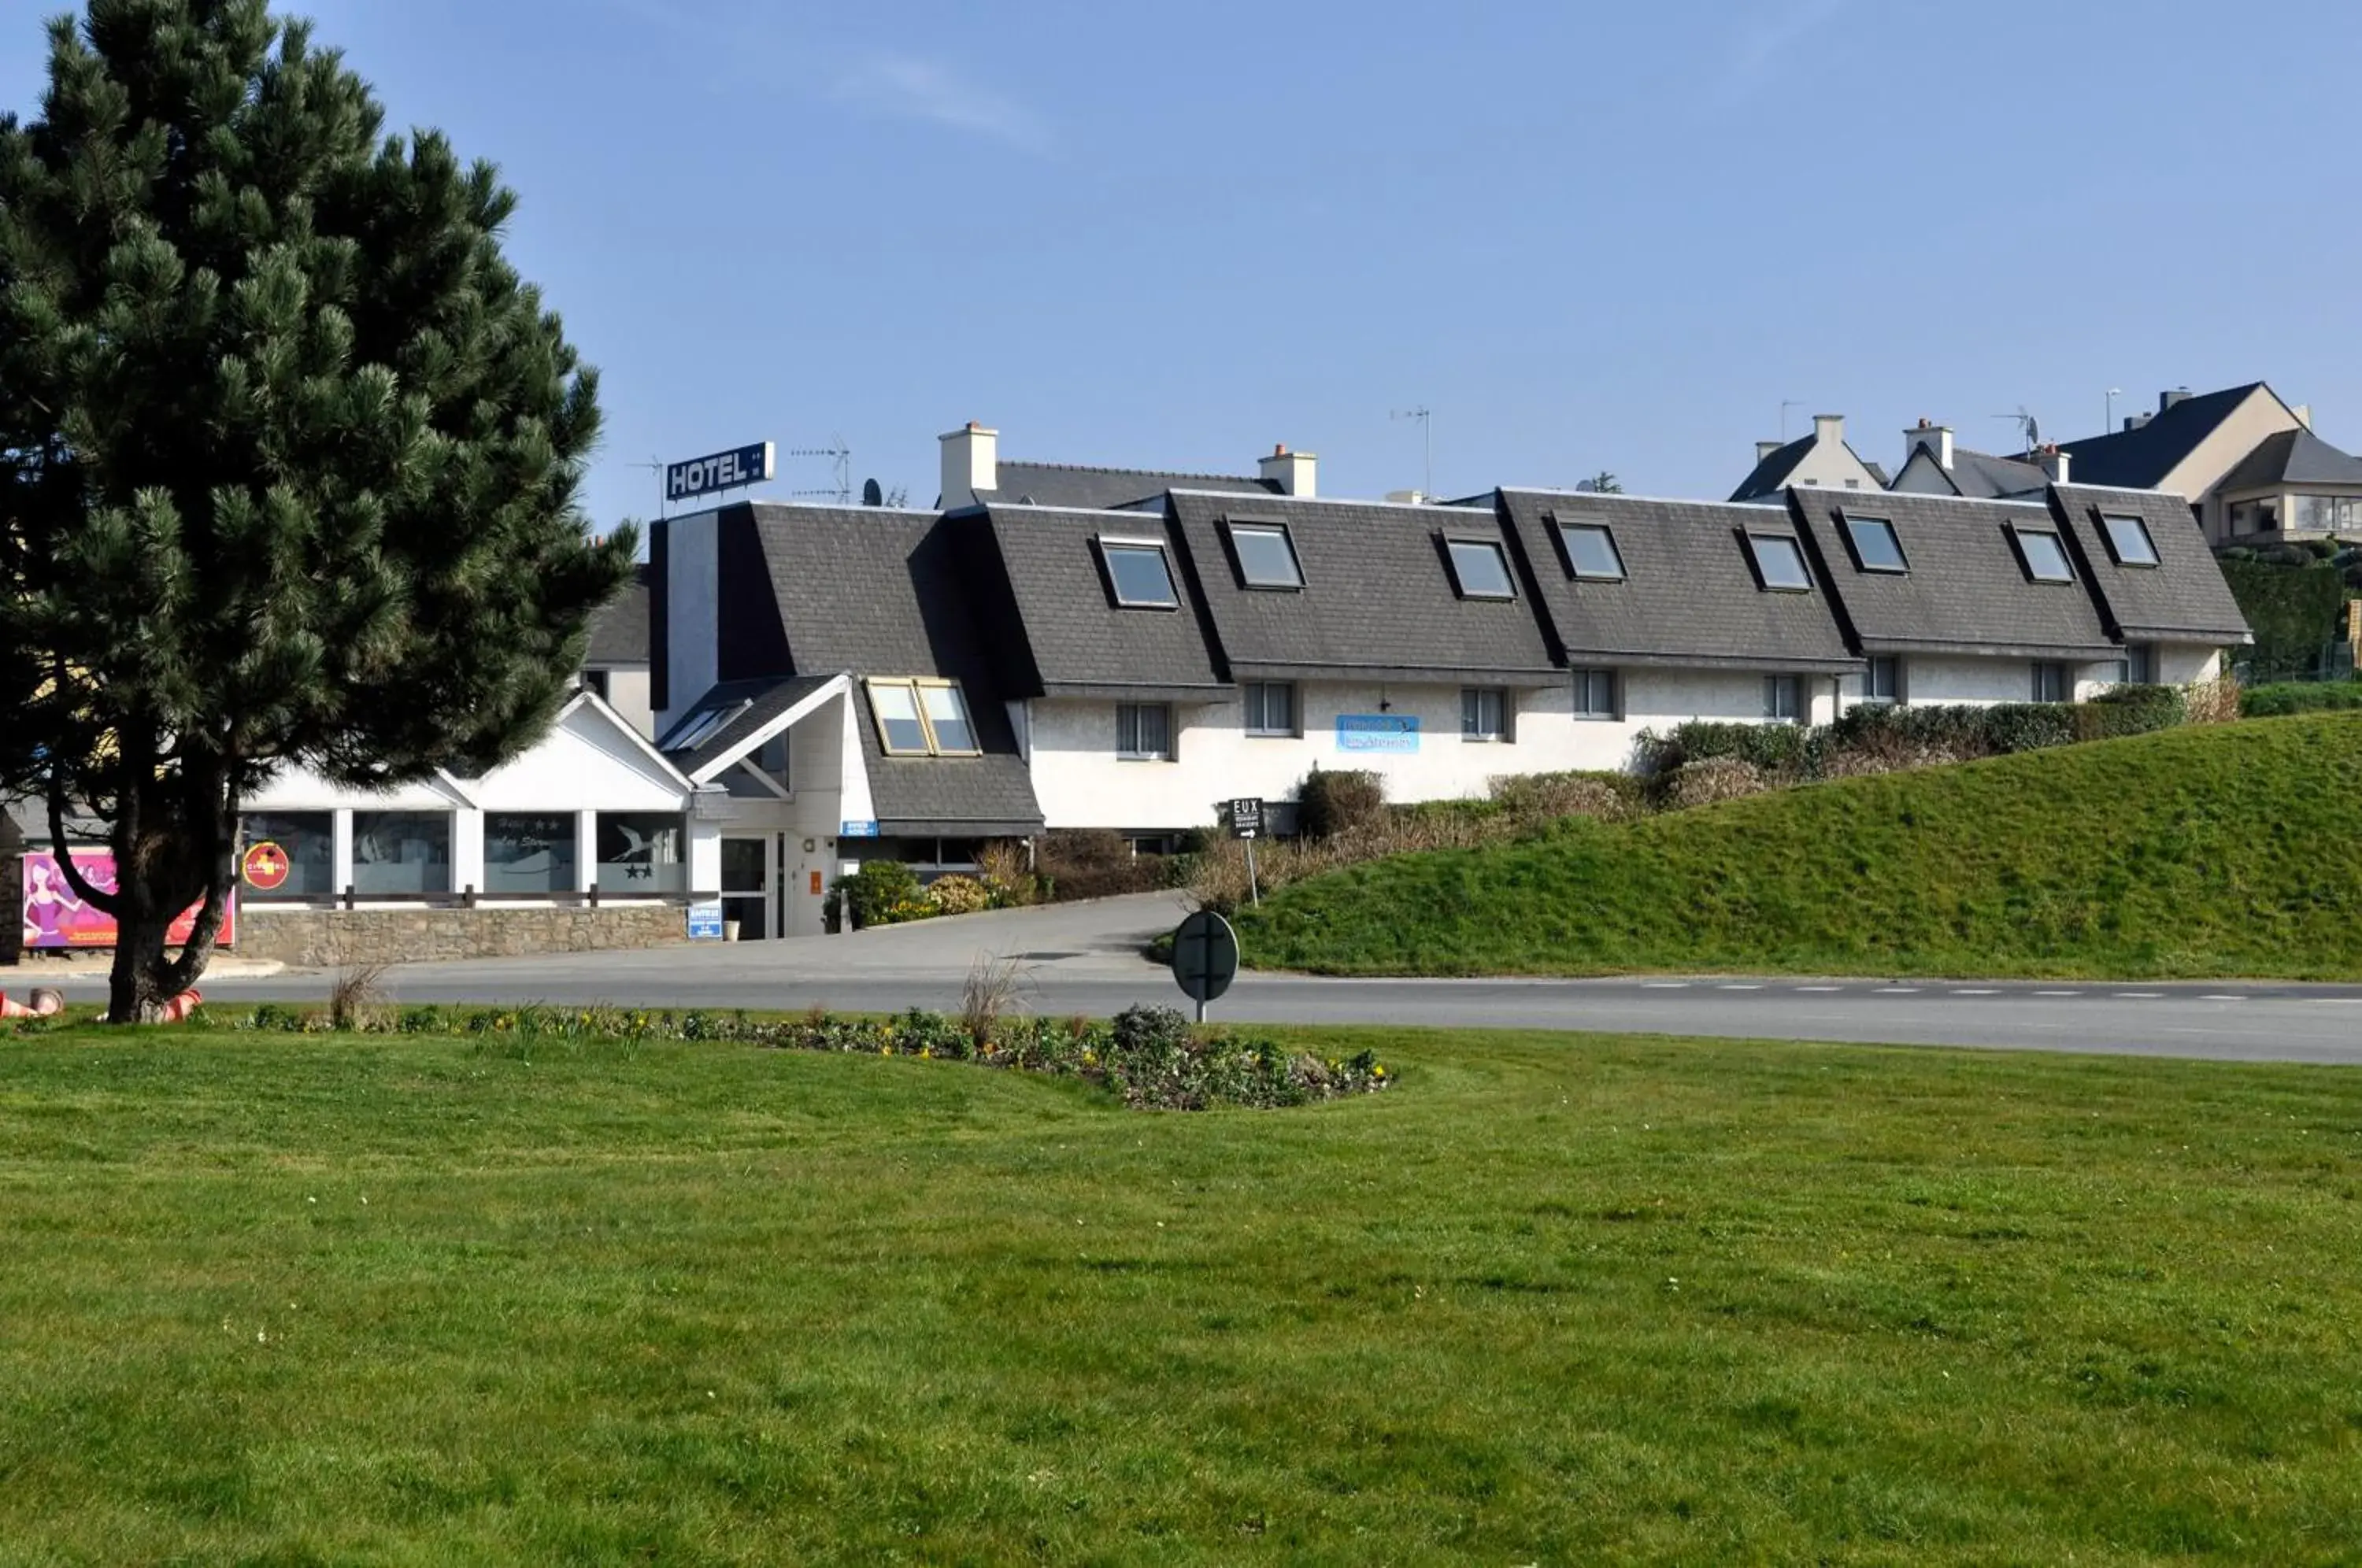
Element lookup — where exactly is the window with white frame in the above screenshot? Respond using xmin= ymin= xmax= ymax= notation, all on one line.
xmin=484 ymin=812 xmax=577 ymax=894
xmin=2031 ymin=662 xmax=2070 ymax=702
xmin=2108 ymin=645 xmax=2156 ymax=686
xmin=1764 ymin=675 xmax=1803 ymax=723
xmin=596 ymin=812 xmax=687 ymax=893
xmin=351 ymin=810 xmax=452 ymax=896
xmin=1864 ymin=655 xmax=1901 ymax=704
xmin=1461 ymin=686 xmax=1509 ymax=741
xmin=237 ymin=812 xmax=334 ymax=897
xmin=1116 ymin=702 xmax=1172 ymax=760
xmin=1572 ymin=668 xmax=1616 ymax=719
xmin=1226 ymin=521 xmax=1305 ymax=589
xmin=865 ymin=678 xmax=980 ymax=756
xmin=1242 ymin=681 xmax=1297 ymax=736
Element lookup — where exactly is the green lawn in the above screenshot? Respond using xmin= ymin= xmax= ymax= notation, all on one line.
xmin=3 ymin=1026 xmax=2360 ymax=1563
xmin=1237 ymin=712 xmax=2362 ymax=980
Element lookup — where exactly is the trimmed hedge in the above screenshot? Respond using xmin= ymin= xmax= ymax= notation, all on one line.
xmin=1299 ymin=767 xmax=1386 ymax=839
xmin=2240 ymin=677 xmax=2362 ymax=717
xmin=2217 ymin=553 xmax=2350 ymax=680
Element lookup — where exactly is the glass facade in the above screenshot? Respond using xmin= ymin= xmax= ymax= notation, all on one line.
xmin=238 ymin=812 xmax=334 ymax=897
xmin=351 ymin=811 xmax=452 ymax=895
xmin=483 ymin=812 xmax=577 ymax=894
xmin=596 ymin=812 xmax=687 ymax=893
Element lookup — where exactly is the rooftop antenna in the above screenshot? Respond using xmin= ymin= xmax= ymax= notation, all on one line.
xmin=1780 ymin=399 xmax=1804 ymax=442
xmin=787 ymin=437 xmax=852 ymax=505
xmin=633 ymin=455 xmax=668 ymax=521
xmin=1991 ymin=406 xmax=2039 ymax=454
xmin=1391 ymin=406 xmax=1432 ymax=497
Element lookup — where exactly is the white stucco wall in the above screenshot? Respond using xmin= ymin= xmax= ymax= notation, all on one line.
xmin=598 ymin=668 xmax=653 ymax=738
xmin=1025 ymin=670 xmax=1841 ymax=830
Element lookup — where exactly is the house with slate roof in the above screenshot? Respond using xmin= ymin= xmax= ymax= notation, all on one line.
xmin=1729 ymin=414 xmax=1889 ymax=501
xmin=2044 ymin=383 xmax=2319 ymax=544
xmin=1887 ymin=420 xmax=2063 ymax=502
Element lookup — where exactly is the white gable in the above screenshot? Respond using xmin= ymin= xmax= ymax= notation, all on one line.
xmin=466 ymin=698 xmax=691 ymax=812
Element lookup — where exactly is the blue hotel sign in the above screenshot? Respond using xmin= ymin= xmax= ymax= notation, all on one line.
xmin=1336 ymin=714 xmax=1420 ymax=754
xmin=666 ymin=442 xmax=775 ymax=504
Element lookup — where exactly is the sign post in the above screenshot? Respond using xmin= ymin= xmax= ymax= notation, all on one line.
xmin=1227 ymin=797 xmax=1264 ymax=906
xmin=1169 ymin=909 xmax=1240 ymax=1024
xmin=665 ymin=442 xmax=776 ymax=506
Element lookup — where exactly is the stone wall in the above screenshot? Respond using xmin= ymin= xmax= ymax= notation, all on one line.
xmin=235 ymin=904 xmax=690 ymax=968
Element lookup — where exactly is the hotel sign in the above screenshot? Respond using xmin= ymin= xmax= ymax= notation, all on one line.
xmin=1336 ymin=714 xmax=1420 ymax=754
xmin=666 ymin=442 xmax=775 ymax=503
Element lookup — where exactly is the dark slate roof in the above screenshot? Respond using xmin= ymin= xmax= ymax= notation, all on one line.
xmin=1495 ymin=490 xmax=1858 ymax=671
xmin=966 ymin=504 xmax=1227 ymax=700
xmin=585 ymin=565 xmax=651 ymax=667
xmin=953 ymin=461 xmax=1276 ymax=511
xmin=2051 ymin=383 xmax=2273 ymax=488
xmin=2047 ymin=486 xmax=2254 ymax=645
xmin=1890 ymin=447 xmax=2049 ymax=500
xmin=1729 ymin=435 xmax=1811 ymax=501
xmin=1786 ymin=490 xmax=2119 ymax=660
xmin=665 ymin=674 xmax=837 ymax=778
xmin=717 ymin=503 xmax=1044 ymax=834
xmin=2214 ymin=427 xmax=2362 ymax=493
xmin=1164 ymin=490 xmax=1561 ymax=686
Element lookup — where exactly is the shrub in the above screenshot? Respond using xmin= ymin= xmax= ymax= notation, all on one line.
xmin=974 ymin=840 xmax=1035 ymax=906
xmin=2075 ymin=682 xmax=2187 ymax=741
xmin=2240 ymin=678 xmax=2362 ymax=718
xmin=927 ymin=874 xmax=992 ymax=915
xmin=1488 ymin=770 xmax=1642 ymax=825
xmin=832 ymin=860 xmax=924 ymax=929
xmin=2186 ymin=675 xmax=2241 ymax=726
xmin=1298 ymin=767 xmax=1385 ymax=839
xmin=1637 ymin=721 xmax=1820 ymax=779
xmin=1662 ymin=756 xmax=1772 ymax=810
xmin=1979 ymin=703 xmax=2079 ymax=754
xmin=1036 ymin=829 xmax=1166 ymax=901
xmin=2218 ymin=555 xmax=2349 ymax=679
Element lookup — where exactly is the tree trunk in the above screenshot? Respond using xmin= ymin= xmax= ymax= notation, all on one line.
xmin=106 ymin=914 xmax=175 ymax=1024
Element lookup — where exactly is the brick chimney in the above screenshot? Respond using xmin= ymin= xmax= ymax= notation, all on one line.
xmin=939 ymin=422 xmax=998 ymax=505
xmin=1904 ymin=418 xmax=1954 ymax=471
xmin=1258 ymin=443 xmax=1316 ymax=498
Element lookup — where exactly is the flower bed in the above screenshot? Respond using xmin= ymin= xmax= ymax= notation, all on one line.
xmin=181 ymin=1000 xmax=1392 ymax=1111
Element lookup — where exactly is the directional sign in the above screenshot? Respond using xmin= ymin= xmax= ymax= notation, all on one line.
xmin=1227 ymin=797 xmax=1264 ymax=841
xmin=666 ymin=442 xmax=775 ymax=504
xmin=1170 ymin=909 xmax=1240 ymax=1020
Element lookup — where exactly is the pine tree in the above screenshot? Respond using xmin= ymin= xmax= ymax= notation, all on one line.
xmin=0 ymin=0 xmax=635 ymax=1021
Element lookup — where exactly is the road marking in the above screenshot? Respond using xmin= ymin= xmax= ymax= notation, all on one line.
xmin=2115 ymin=992 xmax=2164 ymax=999
xmin=1640 ymin=982 xmax=1690 ymax=989
xmin=1795 ymin=986 xmax=1843 ymax=993
xmin=1876 ymin=987 xmax=1920 ymax=994
xmin=2034 ymin=990 xmax=2082 ymax=997
xmin=2197 ymin=995 xmax=2248 ymax=1003
xmin=1953 ymin=989 xmax=2000 ymax=997
xmin=1719 ymin=984 xmax=1763 ymax=991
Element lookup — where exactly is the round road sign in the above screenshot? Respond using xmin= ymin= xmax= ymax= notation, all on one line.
xmin=241 ymin=840 xmax=291 ymax=892
xmin=1170 ymin=909 xmax=1240 ymax=1006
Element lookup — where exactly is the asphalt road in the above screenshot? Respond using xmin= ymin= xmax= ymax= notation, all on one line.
xmin=36 ymin=893 xmax=2362 ymax=1065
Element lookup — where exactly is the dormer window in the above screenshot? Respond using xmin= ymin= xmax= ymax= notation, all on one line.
xmin=866 ymin=678 xmax=980 ymax=756
xmin=659 ymin=698 xmax=751 ymax=753
xmin=2099 ymin=513 xmax=2160 ymax=567
xmin=1745 ymin=533 xmax=1813 ymax=592
xmin=1098 ymin=538 xmax=1179 ymax=608
xmin=1225 ymin=520 xmax=1305 ymax=589
xmin=2011 ymin=527 xmax=2075 ymax=583
xmin=1557 ymin=521 xmax=1627 ymax=581
xmin=1842 ymin=514 xmax=1908 ymax=573
xmin=1444 ymin=537 xmax=1516 ymax=599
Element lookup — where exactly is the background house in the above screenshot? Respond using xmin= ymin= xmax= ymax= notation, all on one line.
xmin=1729 ymin=414 xmax=1889 ymax=501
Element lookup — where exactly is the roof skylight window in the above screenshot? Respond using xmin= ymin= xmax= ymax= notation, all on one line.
xmin=866 ymin=678 xmax=980 ymax=757
xmin=1746 ymin=533 xmax=1813 ymax=592
xmin=2099 ymin=513 xmax=2160 ymax=567
xmin=1226 ymin=521 xmax=1305 ymax=589
xmin=2013 ymin=527 xmax=2076 ymax=582
xmin=660 ymin=699 xmax=750 ymax=753
xmin=1099 ymin=538 xmax=1179 ymax=608
xmin=1557 ymin=521 xmax=1627 ymax=581
xmin=1843 ymin=515 xmax=1908 ymax=573
xmin=1444 ymin=537 xmax=1516 ymax=600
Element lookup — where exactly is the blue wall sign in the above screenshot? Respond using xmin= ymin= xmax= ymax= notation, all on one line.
xmin=839 ymin=820 xmax=881 ymax=838
xmin=666 ymin=442 xmax=775 ymax=503
xmin=1337 ymin=714 xmax=1420 ymax=753
xmin=686 ymin=900 xmax=725 ymax=941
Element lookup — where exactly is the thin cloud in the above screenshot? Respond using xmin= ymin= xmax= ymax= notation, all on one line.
xmin=1722 ymin=0 xmax=1851 ymax=100
xmin=832 ymin=55 xmax=1051 ymax=153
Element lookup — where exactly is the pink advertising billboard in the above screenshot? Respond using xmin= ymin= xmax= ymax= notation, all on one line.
xmin=21 ymin=849 xmax=236 ymax=951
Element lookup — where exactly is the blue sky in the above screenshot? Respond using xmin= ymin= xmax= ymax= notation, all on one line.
xmin=7 ymin=1 xmax=2360 ymax=523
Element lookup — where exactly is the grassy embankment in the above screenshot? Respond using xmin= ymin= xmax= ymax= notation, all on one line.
xmin=3 ymin=1025 xmax=2361 ymax=1561
xmin=1236 ymin=711 xmax=2362 ymax=980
